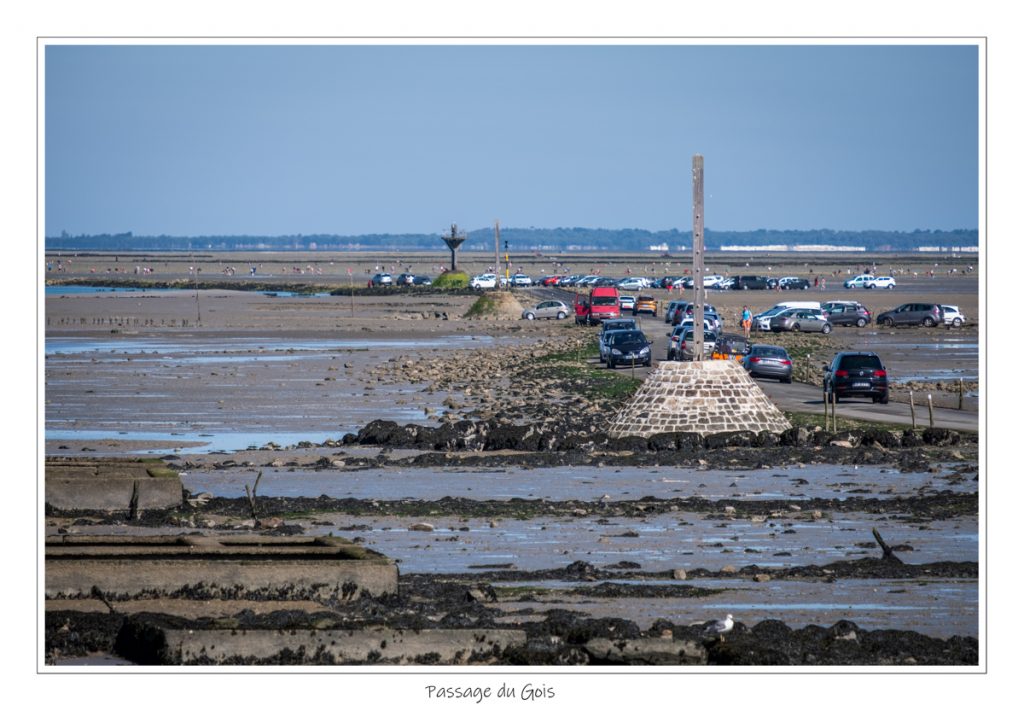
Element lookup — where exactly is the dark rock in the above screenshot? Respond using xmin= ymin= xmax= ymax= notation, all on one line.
xmin=922 ymin=428 xmax=960 ymax=446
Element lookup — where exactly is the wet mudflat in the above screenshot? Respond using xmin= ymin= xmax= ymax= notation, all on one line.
xmin=44 ymin=276 xmax=981 ymax=664
xmin=181 ymin=461 xmax=977 ymax=503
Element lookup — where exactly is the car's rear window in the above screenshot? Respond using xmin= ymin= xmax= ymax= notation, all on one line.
xmin=839 ymin=355 xmax=883 ymax=370
xmin=751 ymin=346 xmax=787 ymax=358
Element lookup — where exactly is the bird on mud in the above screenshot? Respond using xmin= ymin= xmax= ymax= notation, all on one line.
xmin=703 ymin=614 xmax=734 ymax=642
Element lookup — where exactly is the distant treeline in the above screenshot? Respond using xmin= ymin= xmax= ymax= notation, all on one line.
xmin=46 ymin=227 xmax=978 ymax=252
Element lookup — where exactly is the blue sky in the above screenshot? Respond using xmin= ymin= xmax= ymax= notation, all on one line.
xmin=45 ymin=44 xmax=979 ymax=236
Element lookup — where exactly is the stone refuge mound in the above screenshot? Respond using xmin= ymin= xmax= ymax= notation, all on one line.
xmin=607 ymin=360 xmax=791 ymax=436
xmin=463 ymin=290 xmax=525 ymax=320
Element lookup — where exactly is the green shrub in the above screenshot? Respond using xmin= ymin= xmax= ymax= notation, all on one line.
xmin=432 ymin=271 xmax=469 ymax=289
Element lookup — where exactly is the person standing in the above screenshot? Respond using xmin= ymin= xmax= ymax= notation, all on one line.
xmin=741 ymin=305 xmax=752 ymax=338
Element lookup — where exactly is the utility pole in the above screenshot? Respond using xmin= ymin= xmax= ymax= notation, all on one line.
xmin=494 ymin=220 xmax=501 ymax=277
xmin=692 ymin=154 xmax=705 ymax=361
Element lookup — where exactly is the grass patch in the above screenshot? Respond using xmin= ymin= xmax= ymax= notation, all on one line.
xmin=432 ymin=270 xmax=469 ymax=289
xmin=784 ymin=410 xmax=905 ymax=434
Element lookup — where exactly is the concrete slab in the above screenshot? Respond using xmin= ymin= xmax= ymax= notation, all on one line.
xmin=46 ymin=534 xmax=398 ymax=601
xmin=120 ymin=624 xmax=527 ymax=665
xmin=46 ymin=457 xmax=183 ymax=511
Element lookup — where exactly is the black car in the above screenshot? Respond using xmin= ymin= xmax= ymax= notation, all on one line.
xmin=731 ymin=275 xmax=770 ymax=290
xmin=412 ymin=275 xmax=433 ymax=286
xmin=606 ymin=330 xmax=652 ymax=369
xmin=780 ymin=277 xmax=811 ymax=290
xmin=823 ymin=351 xmax=889 ymax=404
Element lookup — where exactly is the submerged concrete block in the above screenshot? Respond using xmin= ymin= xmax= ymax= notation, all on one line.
xmin=45 ymin=458 xmax=183 ymax=512
xmin=119 ymin=623 xmax=526 ymax=665
xmin=45 ymin=534 xmax=398 ymax=600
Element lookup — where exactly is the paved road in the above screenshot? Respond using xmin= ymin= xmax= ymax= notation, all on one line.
xmin=519 ymin=286 xmax=979 ymax=432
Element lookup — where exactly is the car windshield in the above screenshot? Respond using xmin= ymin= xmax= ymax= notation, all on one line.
xmin=839 ymin=355 xmax=883 ymax=370
xmin=592 ymin=296 xmax=618 ymax=306
xmin=605 ymin=321 xmax=635 ymax=331
xmin=612 ymin=333 xmax=646 ymax=347
xmin=682 ymin=331 xmax=716 ymax=341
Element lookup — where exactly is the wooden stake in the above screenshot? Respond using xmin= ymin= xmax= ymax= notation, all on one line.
xmin=910 ymin=390 xmax=916 ymax=430
xmin=928 ymin=394 xmax=934 ymax=428
xmin=959 ymin=378 xmax=964 ymax=410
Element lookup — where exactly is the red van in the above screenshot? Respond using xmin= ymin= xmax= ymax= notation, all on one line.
xmin=575 ymin=287 xmax=621 ymax=325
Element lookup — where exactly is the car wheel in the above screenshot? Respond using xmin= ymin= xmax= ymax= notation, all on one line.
xmin=821 ymin=323 xmax=832 ymax=334
xmin=526 ymin=313 xmax=535 ymax=320
xmin=887 ymin=284 xmax=894 ymax=289
xmin=856 ymin=318 xmax=866 ymax=327
xmin=803 ymin=285 xmax=808 ymax=290
xmin=873 ymin=393 xmax=889 ymax=404
xmin=881 ymin=317 xmax=894 ymax=327
xmin=952 ymin=317 xmax=962 ymax=327
xmin=607 ymin=360 xmax=615 ymax=369
xmin=666 ymin=351 xmax=674 ymax=361
xmin=782 ymin=376 xmax=792 ymax=384
xmin=557 ymin=311 xmax=566 ymax=320
xmin=923 ymin=317 xmax=935 ymax=327
xmin=792 ymin=323 xmax=801 ymax=332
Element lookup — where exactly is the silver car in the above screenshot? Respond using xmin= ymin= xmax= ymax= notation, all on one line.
xmin=769 ymin=308 xmax=832 ymax=334
xmin=742 ymin=345 xmax=793 ymax=383
xmin=522 ymin=300 xmax=570 ymax=320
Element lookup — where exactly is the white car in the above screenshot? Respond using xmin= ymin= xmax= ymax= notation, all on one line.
xmin=844 ymin=274 xmax=895 ymax=289
xmin=618 ymin=295 xmax=637 ymax=311
xmin=942 ymin=305 xmax=966 ymax=328
xmin=510 ymin=274 xmax=533 ymax=287
xmin=470 ymin=273 xmax=497 ymax=289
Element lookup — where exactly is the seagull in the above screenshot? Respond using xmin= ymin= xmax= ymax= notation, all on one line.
xmin=703 ymin=614 xmax=734 ymax=642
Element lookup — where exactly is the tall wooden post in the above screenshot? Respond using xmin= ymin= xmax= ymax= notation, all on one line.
xmin=692 ymin=154 xmax=705 ymax=361
xmin=494 ymin=220 xmax=501 ymax=278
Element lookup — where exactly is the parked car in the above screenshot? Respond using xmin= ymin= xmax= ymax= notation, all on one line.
xmin=618 ymin=295 xmax=637 ymax=312
xmin=711 ymin=277 xmax=735 ymax=290
xmin=711 ymin=333 xmax=751 ymax=361
xmin=605 ymin=330 xmax=652 ymax=369
xmin=617 ymin=277 xmax=648 ymax=291
xmin=769 ymin=308 xmax=832 ymax=333
xmin=412 ymin=275 xmax=433 ymax=286
xmin=522 ymin=300 xmax=570 ymax=320
xmin=665 ymin=300 xmax=687 ymax=323
xmin=779 ymin=277 xmax=811 ymax=290
xmin=673 ymin=303 xmax=722 ymax=333
xmin=942 ymin=305 xmax=966 ymax=328
xmin=823 ymin=351 xmax=889 ymax=404
xmin=732 ymin=275 xmax=770 ymax=290
xmin=394 ymin=273 xmax=416 ymax=285
xmin=598 ymin=318 xmax=639 ymax=361
xmin=742 ymin=345 xmax=793 ymax=383
xmin=844 ymin=274 xmax=896 ymax=289
xmin=754 ymin=301 xmax=821 ymax=331
xmin=633 ymin=296 xmax=658 ymax=316
xmin=510 ymin=274 xmax=533 ymax=287
xmin=666 ymin=318 xmax=715 ymax=360
xmin=470 ymin=273 xmax=497 ymax=289
xmin=540 ymin=275 xmax=562 ymax=286
xmin=370 ymin=273 xmax=393 ymax=286
xmin=675 ymin=327 xmax=717 ymax=361
xmin=875 ymin=303 xmax=943 ymax=327
xmin=823 ymin=301 xmax=872 ymax=327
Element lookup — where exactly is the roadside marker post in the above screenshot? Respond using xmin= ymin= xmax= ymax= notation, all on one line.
xmin=927 ymin=394 xmax=935 ymax=429
xmin=910 ymin=390 xmax=916 ymax=430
